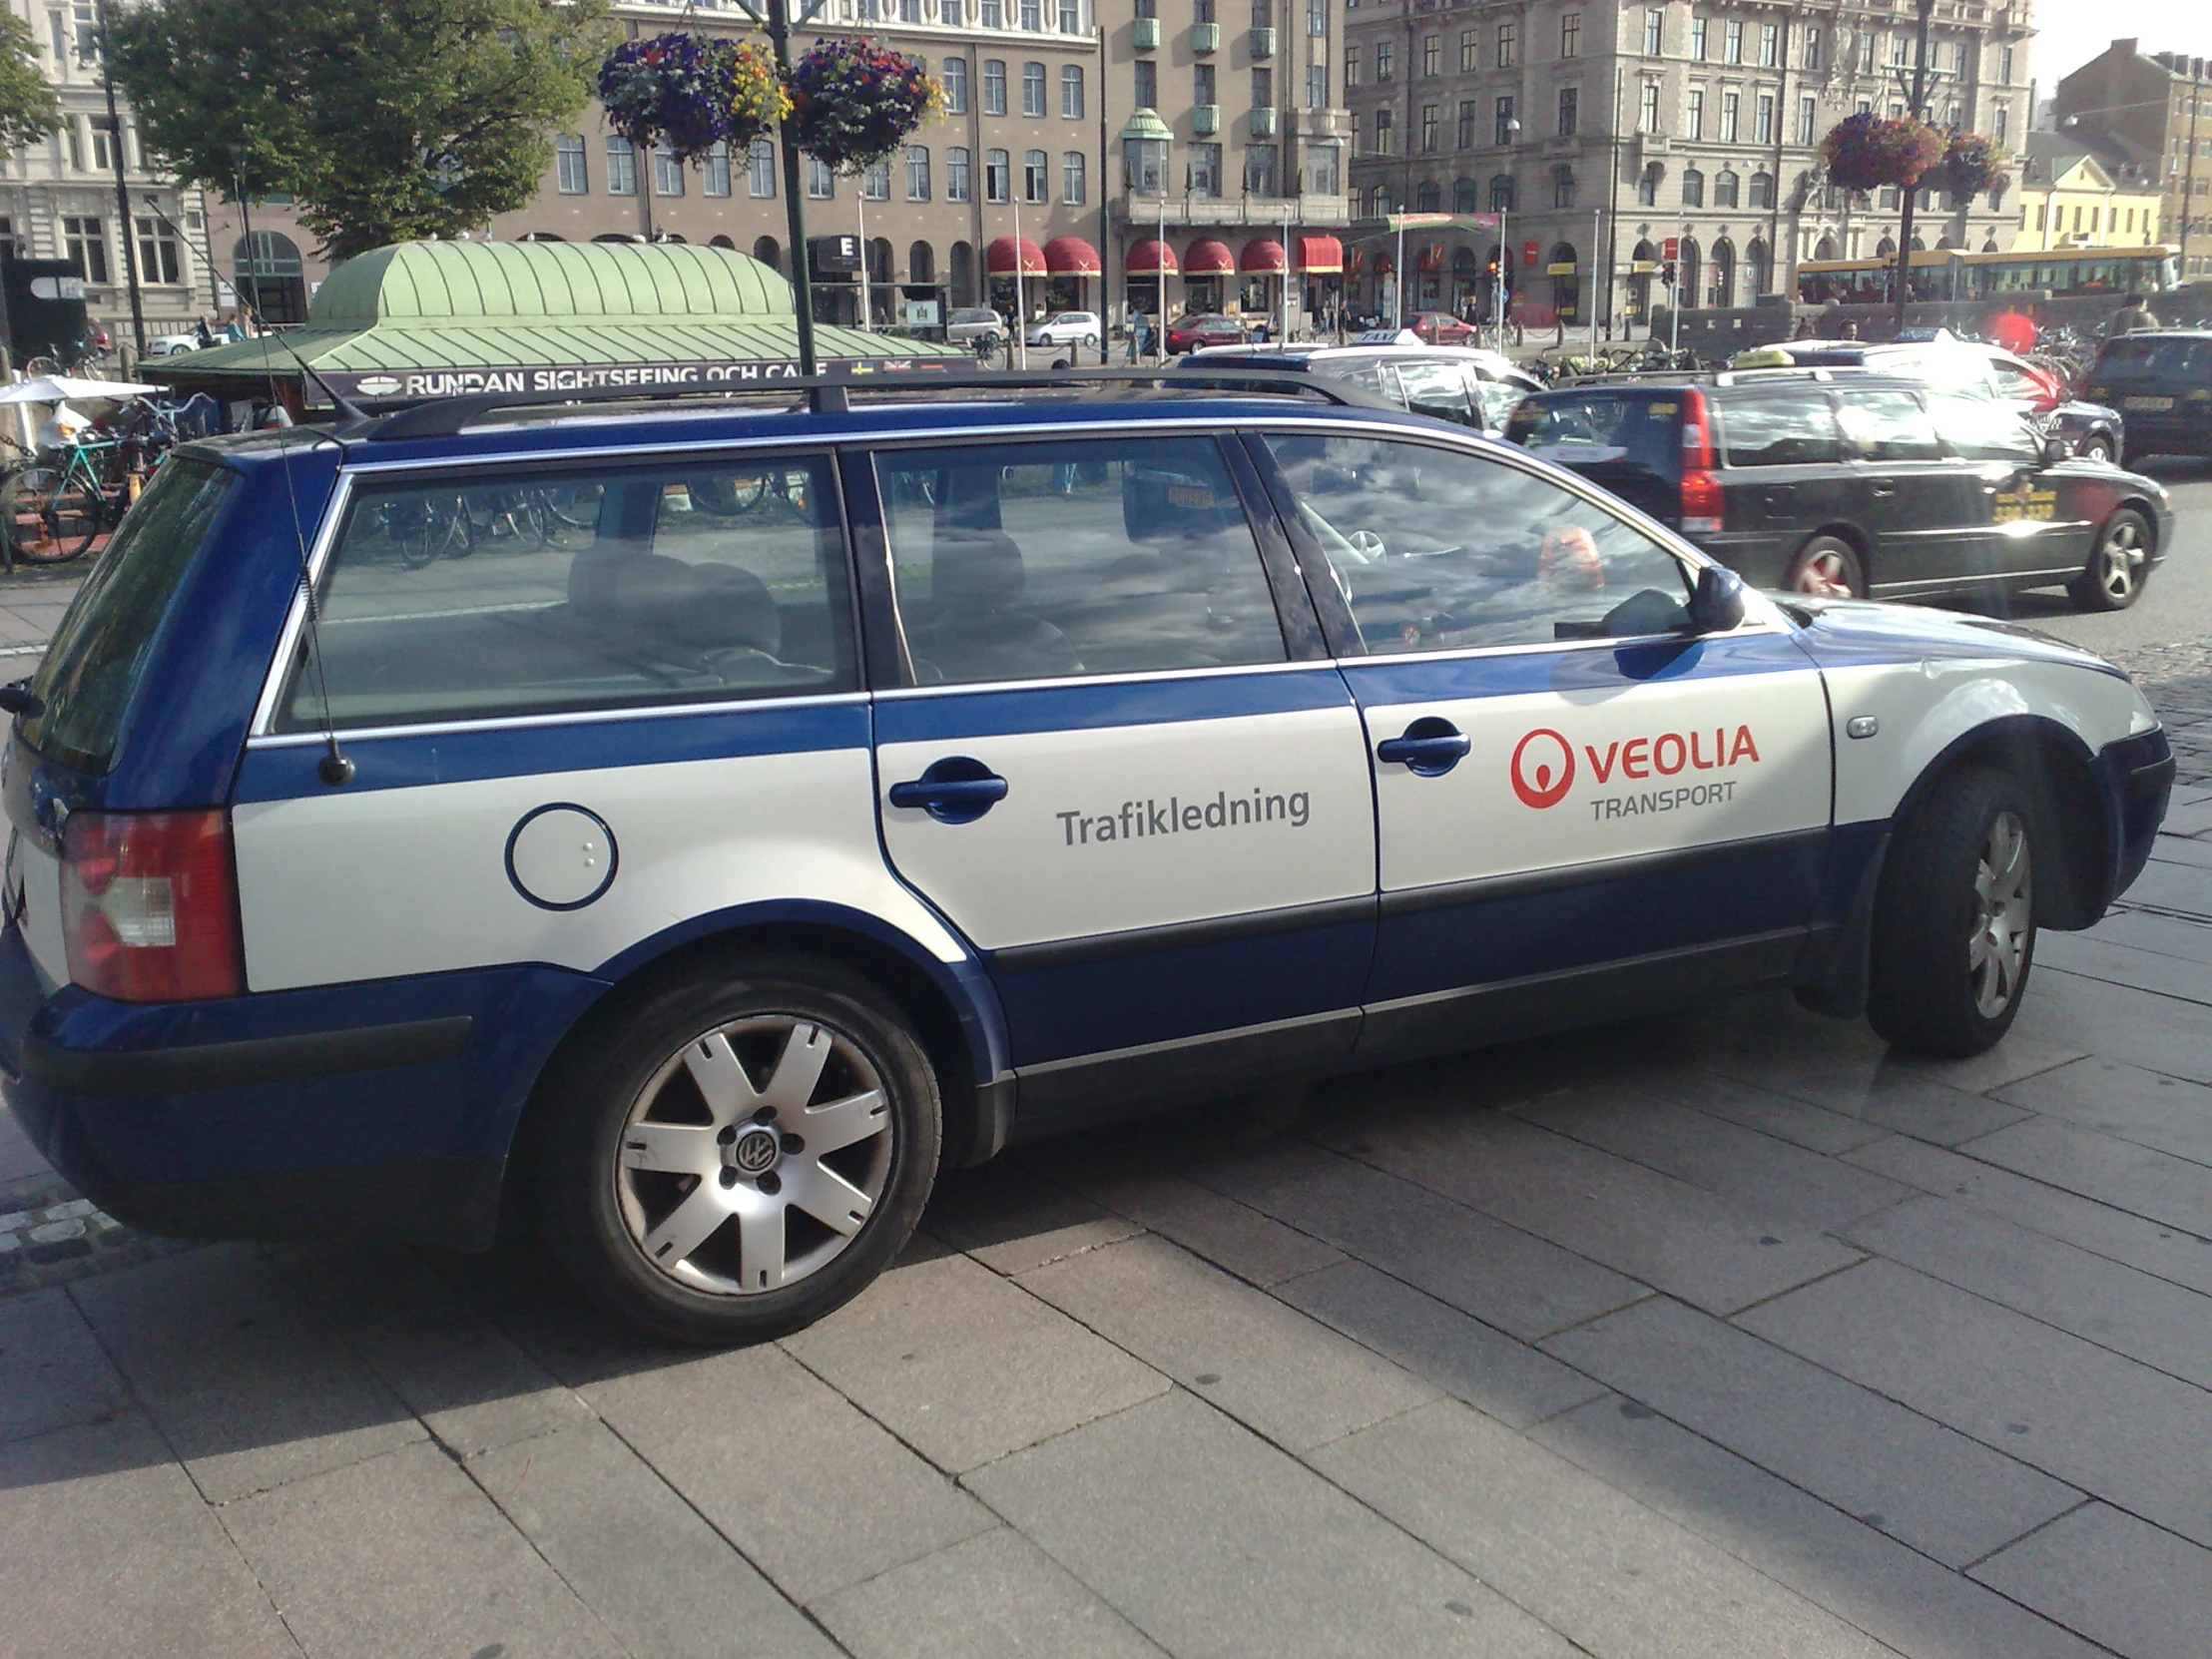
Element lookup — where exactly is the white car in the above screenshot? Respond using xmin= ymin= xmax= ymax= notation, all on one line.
xmin=145 ymin=333 xmax=207 ymax=357
xmin=1025 ymin=310 xmax=1101 ymax=348
xmin=0 ymin=375 xmax=2174 ymax=1347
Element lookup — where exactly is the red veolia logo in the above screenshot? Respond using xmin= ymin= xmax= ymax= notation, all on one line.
xmin=1510 ymin=728 xmax=1576 ymax=809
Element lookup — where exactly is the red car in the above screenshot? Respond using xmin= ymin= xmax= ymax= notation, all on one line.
xmin=1165 ymin=313 xmax=1247 ymax=353
xmin=1409 ymin=311 xmax=1477 ymax=344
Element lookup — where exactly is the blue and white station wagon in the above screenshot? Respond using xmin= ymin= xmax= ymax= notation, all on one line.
xmin=0 ymin=373 xmax=2175 ymax=1341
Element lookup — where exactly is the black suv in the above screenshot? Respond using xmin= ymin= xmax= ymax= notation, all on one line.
xmin=1179 ymin=341 xmax=1540 ymax=435
xmin=1504 ymin=371 xmax=2170 ymax=610
xmin=2079 ymin=330 xmax=2212 ymax=466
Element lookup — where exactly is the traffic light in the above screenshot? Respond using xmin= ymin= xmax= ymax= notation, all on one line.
xmin=1485 ymin=256 xmax=1501 ymax=277
xmin=1661 ymin=261 xmax=1677 ymax=287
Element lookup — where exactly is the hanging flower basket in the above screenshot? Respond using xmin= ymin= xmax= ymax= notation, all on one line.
xmin=1820 ymin=111 xmax=1945 ymax=194
xmin=599 ymin=33 xmax=789 ymax=164
xmin=787 ymin=38 xmax=944 ymax=174
xmin=1936 ymin=131 xmax=2005 ymax=199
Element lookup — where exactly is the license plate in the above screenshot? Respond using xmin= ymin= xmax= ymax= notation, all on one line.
xmin=2123 ymin=395 xmax=2175 ymax=411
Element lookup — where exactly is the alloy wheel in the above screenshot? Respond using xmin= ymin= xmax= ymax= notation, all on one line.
xmin=613 ymin=1014 xmax=893 ymax=1296
xmin=1793 ymin=545 xmax=1857 ymax=599
xmin=1968 ymin=810 xmax=2032 ymax=1019
xmin=2094 ymin=518 xmax=2145 ymax=603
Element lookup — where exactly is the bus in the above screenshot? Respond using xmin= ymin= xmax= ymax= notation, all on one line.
xmin=1798 ymin=246 xmax=2178 ymax=304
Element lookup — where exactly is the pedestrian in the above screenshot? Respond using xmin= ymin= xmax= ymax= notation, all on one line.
xmin=1792 ymin=316 xmax=1817 ymax=340
xmin=1839 ymin=321 xmax=1860 ymax=340
xmin=194 ymin=313 xmax=216 ymax=348
xmin=2104 ymin=292 xmax=2158 ymax=337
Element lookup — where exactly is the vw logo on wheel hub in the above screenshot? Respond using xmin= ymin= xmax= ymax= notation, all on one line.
xmin=731 ymin=1128 xmax=781 ymax=1176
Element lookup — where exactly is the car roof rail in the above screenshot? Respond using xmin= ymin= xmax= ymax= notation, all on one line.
xmin=354 ymin=364 xmax=1396 ymax=443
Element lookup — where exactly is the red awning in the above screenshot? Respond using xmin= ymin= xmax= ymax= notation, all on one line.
xmin=1296 ymin=235 xmax=1344 ymax=275
xmin=986 ymin=236 xmax=1046 ymax=276
xmin=1125 ymin=237 xmax=1179 ymax=276
xmin=1416 ymin=241 xmax=1446 ymax=272
xmin=1183 ymin=238 xmax=1237 ymax=276
xmin=1042 ymin=236 xmax=1102 ymax=276
xmin=1240 ymin=238 xmax=1287 ymax=274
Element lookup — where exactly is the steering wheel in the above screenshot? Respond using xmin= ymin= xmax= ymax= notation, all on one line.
xmin=1348 ymin=529 xmax=1386 ymax=561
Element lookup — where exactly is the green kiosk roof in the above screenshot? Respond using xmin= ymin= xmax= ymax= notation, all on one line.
xmin=146 ymin=240 xmax=954 ymax=403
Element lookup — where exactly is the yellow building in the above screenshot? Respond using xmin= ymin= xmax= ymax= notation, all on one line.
xmin=2012 ymin=131 xmax=2164 ymax=252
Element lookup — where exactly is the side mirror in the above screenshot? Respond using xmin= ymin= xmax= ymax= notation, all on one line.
xmin=2040 ymin=431 xmax=2070 ymax=465
xmin=1691 ymin=563 xmax=1748 ymax=633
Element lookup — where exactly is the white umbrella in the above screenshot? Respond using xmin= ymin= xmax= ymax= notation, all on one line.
xmin=0 ymin=374 xmax=162 ymax=404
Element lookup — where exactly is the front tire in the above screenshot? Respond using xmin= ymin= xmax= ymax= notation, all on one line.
xmin=1868 ymin=768 xmax=2037 ymax=1057
xmin=2068 ymin=508 xmax=2151 ymax=612
xmin=1784 ymin=535 xmax=1865 ymax=599
xmin=537 ymin=955 xmax=941 ymax=1345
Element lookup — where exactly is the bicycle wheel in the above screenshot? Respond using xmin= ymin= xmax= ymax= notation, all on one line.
xmin=392 ymin=497 xmax=473 ymax=568
xmin=686 ymin=473 xmax=765 ymax=516
xmin=534 ymin=483 xmax=604 ymax=532
xmin=5 ymin=466 xmax=100 ymax=563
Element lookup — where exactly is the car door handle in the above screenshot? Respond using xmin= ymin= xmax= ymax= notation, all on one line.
xmin=1869 ymin=483 xmax=1899 ymax=497
xmin=1376 ymin=718 xmax=1471 ymax=777
xmin=887 ymin=758 xmax=1008 ymax=824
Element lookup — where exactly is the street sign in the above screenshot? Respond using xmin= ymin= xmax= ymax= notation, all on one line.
xmin=1522 ymin=241 xmax=1538 ymax=266
xmin=1662 ymin=237 xmax=1680 ymax=260
xmin=1545 ymin=262 xmax=1577 ymax=276
xmin=1630 ymin=261 xmax=1659 ymax=274
xmin=810 ymin=235 xmax=861 ymax=274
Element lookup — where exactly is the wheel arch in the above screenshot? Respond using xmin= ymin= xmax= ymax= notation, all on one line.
xmin=1794 ymin=523 xmax=1873 ymax=588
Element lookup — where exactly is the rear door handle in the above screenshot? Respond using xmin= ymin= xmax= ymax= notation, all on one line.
xmin=887 ymin=757 xmax=1008 ymax=824
xmin=1377 ymin=717 xmax=1471 ymax=778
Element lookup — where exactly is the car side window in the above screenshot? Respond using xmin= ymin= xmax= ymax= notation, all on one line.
xmin=1835 ymin=389 xmax=1944 ymax=462
xmin=1394 ymin=359 xmax=1476 ymax=426
xmin=277 ymin=456 xmax=853 ymax=732
xmin=874 ymin=436 xmax=1288 ymax=685
xmin=1719 ymin=391 xmax=1845 ymax=466
xmin=1262 ymin=432 xmax=1699 ymax=654
xmin=1929 ymin=392 xmax=2041 ymax=463
xmin=1472 ymin=375 xmax=1529 ymax=431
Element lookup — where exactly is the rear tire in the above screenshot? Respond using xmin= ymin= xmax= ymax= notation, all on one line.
xmin=1868 ymin=768 xmax=2037 ymax=1057
xmin=2067 ymin=508 xmax=2150 ymax=612
xmin=2077 ymin=434 xmax=2114 ymax=464
xmin=536 ymin=954 xmax=941 ymax=1345
xmin=1784 ymin=535 xmax=1864 ymax=599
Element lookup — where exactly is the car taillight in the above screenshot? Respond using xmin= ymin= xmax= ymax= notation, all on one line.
xmin=61 ymin=810 xmax=243 ymax=1002
xmin=1679 ymin=387 xmax=1724 ymax=534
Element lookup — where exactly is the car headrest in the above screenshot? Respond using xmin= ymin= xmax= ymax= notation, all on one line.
xmin=931 ymin=530 xmax=1025 ymax=610
xmin=572 ymin=549 xmax=781 ymax=656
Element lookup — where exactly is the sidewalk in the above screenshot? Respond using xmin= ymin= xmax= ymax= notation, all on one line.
xmin=3 ymin=656 xmax=2212 ymax=1656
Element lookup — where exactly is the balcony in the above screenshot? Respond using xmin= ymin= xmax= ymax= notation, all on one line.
xmin=1132 ymin=16 xmax=1159 ymax=48
xmin=1192 ymin=21 xmax=1219 ymax=51
xmin=1250 ymin=26 xmax=1276 ymax=58
xmin=1111 ymin=193 xmax=1353 ymax=229
xmin=1193 ymin=104 xmax=1220 ymax=134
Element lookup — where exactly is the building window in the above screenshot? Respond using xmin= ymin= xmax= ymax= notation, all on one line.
xmin=64 ymin=118 xmax=82 ymax=172
xmin=1495 ymin=22 xmax=1514 ymax=68
xmin=1644 ymin=8 xmax=1663 ymax=56
xmin=1307 ymin=64 xmax=1327 ymax=108
xmin=1686 ymin=87 xmax=1704 ymax=140
xmin=979 ymin=0 xmax=1001 ymax=23
xmin=1719 ymin=89 xmax=1739 ymax=143
xmin=1309 ymin=0 xmax=1328 ymax=37
xmin=1803 ymin=28 xmax=1821 ymax=70
xmin=1134 ymin=58 xmax=1156 ymax=106
xmin=943 ymin=57 xmax=969 ymax=112
xmin=1689 ymin=16 xmax=1706 ymax=60
xmin=555 ymin=134 xmax=587 ymax=195
xmin=1253 ymin=65 xmax=1272 ymax=107
xmin=1419 ymin=103 xmax=1437 ymax=150
xmin=1560 ymin=12 xmax=1579 ymax=58
xmin=1681 ymin=167 xmax=1704 ymax=207
xmin=63 ymin=216 xmax=106 ymax=282
xmin=89 ymin=116 xmax=117 ymax=173
xmin=1724 ymin=18 xmax=1742 ymax=63
xmin=749 ymin=139 xmax=777 ymax=198
xmin=704 ymin=141 xmax=732 ymax=198
xmin=1061 ymin=64 xmax=1083 ymax=118
xmin=1373 ymin=108 xmax=1393 ymax=153
xmin=1062 ymin=150 xmax=1086 ymax=203
xmin=1377 ymin=39 xmax=1392 ymax=80
xmin=1059 ymin=0 xmax=1080 ymax=31
xmin=1891 ymin=33 xmax=1909 ymax=65
xmin=808 ymin=156 xmax=834 ymax=199
xmin=1309 ymin=141 xmax=1340 ymax=195
xmin=1344 ymin=47 xmax=1360 ymax=87
xmin=1022 ymin=60 xmax=1045 ymax=117
xmin=1755 ymin=92 xmax=1774 ymax=145
xmin=942 ymin=0 xmax=963 ymax=20
xmin=1457 ymin=100 xmax=1477 ymax=148
xmin=1637 ymin=163 xmax=1659 ymax=206
xmin=1758 ymin=22 xmax=1778 ymax=66
xmin=1489 ymin=173 xmax=1513 ymax=211
xmin=1019 ymin=0 xmax=1040 ymax=29
xmin=1421 ymin=33 xmax=1438 ymax=76
xmin=1244 ymin=145 xmax=1277 ymax=195
xmin=894 ymin=144 xmax=927 ymax=203
xmin=606 ymin=136 xmax=637 ymax=196
xmin=1994 ymin=105 xmax=2007 ymax=145
xmin=134 ymin=216 xmax=181 ymax=284
xmin=1639 ymin=81 xmax=1659 ymax=133
xmin=1494 ymin=95 xmax=1515 ymax=146
xmin=983 ymin=59 xmax=1006 ymax=115
xmin=1460 ymin=29 xmax=1477 ymax=71
xmin=1414 ymin=179 xmax=1439 ymax=212
xmin=1191 ymin=141 xmax=1222 ymax=195
xmin=1023 ymin=148 xmax=1047 ymax=202
xmin=947 ymin=145 xmax=971 ymax=201
xmin=985 ymin=148 xmax=1009 ymax=202
xmin=1552 ymin=164 xmax=1575 ymax=208
xmin=862 ymin=156 xmax=890 ymax=200
xmin=654 ymin=145 xmax=685 ymax=198
xmin=1195 ymin=62 xmax=1216 ymax=106
xmin=1797 ymin=95 xmax=1817 ymax=146
xmin=1557 ymin=86 xmax=1577 ymax=137
xmin=1714 ymin=168 xmax=1738 ymax=207
xmin=1749 ymin=169 xmax=1774 ymax=208
xmin=2001 ymin=43 xmax=2014 ymax=84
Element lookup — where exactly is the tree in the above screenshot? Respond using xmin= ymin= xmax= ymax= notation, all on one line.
xmin=110 ymin=0 xmax=616 ymax=262
xmin=0 ymin=11 xmax=61 ymax=156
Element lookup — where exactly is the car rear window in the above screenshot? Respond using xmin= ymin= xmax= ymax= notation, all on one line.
xmin=21 ymin=457 xmax=237 ymax=776
xmin=2095 ymin=335 xmax=2212 ymax=378
xmin=1505 ymin=393 xmax=1681 ymax=479
xmin=1719 ymin=391 xmax=1845 ymax=466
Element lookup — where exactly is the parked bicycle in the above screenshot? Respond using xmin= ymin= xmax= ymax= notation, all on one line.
xmin=2 ymin=434 xmax=125 ymax=563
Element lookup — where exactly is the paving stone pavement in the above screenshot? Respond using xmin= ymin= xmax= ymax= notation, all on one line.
xmin=3 ymin=636 xmax=2212 ymax=1652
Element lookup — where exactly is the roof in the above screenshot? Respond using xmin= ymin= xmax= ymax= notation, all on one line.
xmin=145 ymin=241 xmax=950 ymax=401
xmin=2019 ymin=129 xmax=2160 ymax=190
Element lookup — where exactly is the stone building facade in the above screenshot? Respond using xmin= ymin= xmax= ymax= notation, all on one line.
xmin=1343 ymin=0 xmax=2033 ymax=330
